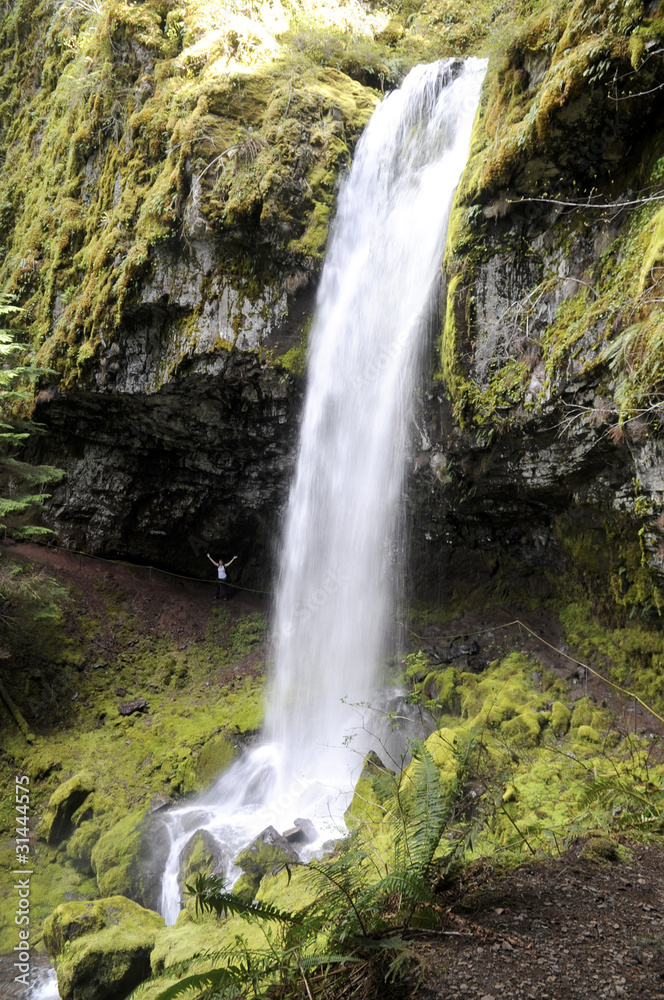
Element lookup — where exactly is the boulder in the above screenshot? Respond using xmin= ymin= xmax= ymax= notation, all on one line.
xmin=345 ymin=753 xmax=395 ymax=830
xmin=39 ymin=771 xmax=95 ymax=845
xmin=118 ymin=698 xmax=148 ymax=716
xmin=550 ymin=701 xmax=572 ymax=736
xmin=283 ymin=817 xmax=318 ymax=845
xmin=91 ymin=809 xmax=171 ymax=912
xmin=179 ymin=829 xmax=226 ymax=911
xmin=43 ymin=896 xmax=164 ymax=1000
xmin=65 ymin=821 xmax=102 ymax=875
xmin=234 ymin=826 xmax=298 ymax=881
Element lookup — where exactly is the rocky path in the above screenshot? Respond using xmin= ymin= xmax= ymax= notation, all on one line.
xmin=421 ymin=843 xmax=664 ymax=999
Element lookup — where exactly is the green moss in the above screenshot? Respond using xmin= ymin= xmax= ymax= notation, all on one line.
xmin=440 ymin=0 xmax=664 ymax=429
xmin=91 ymin=809 xmax=147 ymax=899
xmin=66 ymin=821 xmax=103 ymax=874
xmin=278 ymin=338 xmax=307 ymax=377
xmin=0 ymin=555 xmax=268 ymax=948
xmin=550 ymin=700 xmax=571 ymax=735
xmin=500 ymin=707 xmax=544 ymax=746
xmin=345 ymin=751 xmax=395 ymax=830
xmin=578 ymin=833 xmax=633 ymax=864
xmin=44 ymin=895 xmax=164 ymax=1000
xmin=39 ymin=770 xmax=95 ymax=844
xmin=576 ymin=723 xmax=601 ymax=742
xmin=0 ymin=0 xmax=384 ymax=387
xmin=460 ymin=653 xmax=545 ymax=726
xmin=561 ymin=599 xmax=664 ymax=714
xmin=150 ymin=909 xmax=224 ymax=975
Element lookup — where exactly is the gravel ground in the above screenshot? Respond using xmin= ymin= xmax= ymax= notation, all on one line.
xmin=421 ymin=843 xmax=664 ymax=999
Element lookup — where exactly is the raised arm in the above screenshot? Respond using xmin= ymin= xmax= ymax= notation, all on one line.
xmin=226 ymin=555 xmax=238 ymax=566
xmin=206 ymin=553 xmax=217 ymax=565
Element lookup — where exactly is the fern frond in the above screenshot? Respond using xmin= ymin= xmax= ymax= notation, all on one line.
xmin=152 ymin=966 xmax=246 ymax=1000
xmin=185 ymin=872 xmax=301 ymax=924
xmin=581 ymin=777 xmax=663 ymax=815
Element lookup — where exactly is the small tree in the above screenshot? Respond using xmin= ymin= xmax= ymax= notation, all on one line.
xmin=0 ymin=292 xmax=63 ymax=538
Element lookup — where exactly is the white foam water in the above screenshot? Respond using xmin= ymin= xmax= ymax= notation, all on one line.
xmin=159 ymin=56 xmax=486 ymax=925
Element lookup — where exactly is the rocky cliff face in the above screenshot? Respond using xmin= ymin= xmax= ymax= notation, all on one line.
xmin=5 ymin=0 xmax=664 ymax=613
xmin=2 ymin=0 xmax=384 ymax=574
xmin=408 ymin=0 xmax=664 ymax=623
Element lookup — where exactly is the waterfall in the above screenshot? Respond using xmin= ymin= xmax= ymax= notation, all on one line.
xmin=159 ymin=57 xmax=486 ymax=925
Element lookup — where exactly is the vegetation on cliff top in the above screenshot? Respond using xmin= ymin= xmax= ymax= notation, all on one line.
xmin=0 ymin=0 xmax=561 ymax=390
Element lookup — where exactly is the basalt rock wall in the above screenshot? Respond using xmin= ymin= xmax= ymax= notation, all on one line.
xmin=8 ymin=0 xmax=664 ymax=611
xmin=409 ymin=0 xmax=664 ymax=620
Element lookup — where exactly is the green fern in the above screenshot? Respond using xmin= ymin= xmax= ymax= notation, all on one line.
xmin=185 ymin=871 xmax=302 ymax=924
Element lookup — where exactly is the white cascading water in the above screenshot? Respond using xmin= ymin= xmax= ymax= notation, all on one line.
xmin=159 ymin=57 xmax=486 ymax=926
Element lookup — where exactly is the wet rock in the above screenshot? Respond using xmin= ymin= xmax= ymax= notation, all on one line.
xmin=179 ymin=829 xmax=225 ymax=903
xmin=283 ymin=817 xmax=318 ymax=845
xmin=434 ymin=639 xmax=480 ymax=663
xmin=294 ymin=817 xmax=319 ymax=843
xmin=234 ymin=825 xmax=298 ymax=881
xmin=91 ymin=809 xmax=171 ymax=912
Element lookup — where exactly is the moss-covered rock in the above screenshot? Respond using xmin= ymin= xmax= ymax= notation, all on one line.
xmin=180 ymin=734 xmax=237 ymax=795
xmin=579 ymin=833 xmax=633 ymax=865
xmin=576 ymin=724 xmax=601 ymax=743
xmin=39 ymin=771 xmax=95 ymax=845
xmin=345 ymin=751 xmax=395 ymax=830
xmin=150 ymin=908 xmax=224 ymax=974
xmin=234 ymin=826 xmax=298 ymax=882
xmin=66 ymin=821 xmax=103 ymax=876
xmin=500 ymin=707 xmax=544 ymax=746
xmin=424 ymin=728 xmax=460 ymax=779
xmin=179 ymin=828 xmax=225 ymax=912
xmin=232 ymin=871 xmax=262 ymax=904
xmin=90 ymin=809 xmax=170 ymax=911
xmin=44 ymin=895 xmax=164 ymax=1000
xmin=550 ymin=701 xmax=572 ymax=736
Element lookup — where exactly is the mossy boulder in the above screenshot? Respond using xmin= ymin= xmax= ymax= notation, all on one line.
xmin=579 ymin=834 xmax=632 ymax=865
xmin=179 ymin=829 xmax=225 ymax=911
xmin=501 ymin=707 xmax=545 ymax=747
xmin=577 ymin=724 xmax=601 ymax=743
xmin=550 ymin=701 xmax=572 ymax=736
xmin=150 ymin=909 xmax=224 ymax=974
xmin=234 ymin=826 xmax=298 ymax=883
xmin=570 ymin=698 xmax=597 ymax=728
xmin=66 ymin=821 xmax=103 ymax=876
xmin=232 ymin=871 xmax=261 ymax=904
xmin=461 ymin=655 xmax=543 ymax=727
xmin=39 ymin=771 xmax=95 ymax=845
xmin=424 ymin=667 xmax=460 ymax=715
xmin=43 ymin=896 xmax=164 ymax=1000
xmin=91 ymin=809 xmax=171 ymax=911
xmin=345 ymin=752 xmax=395 ymax=830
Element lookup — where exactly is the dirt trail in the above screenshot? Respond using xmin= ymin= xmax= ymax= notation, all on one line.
xmin=421 ymin=843 xmax=664 ymax=999
xmin=3 ymin=539 xmax=268 ymax=648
